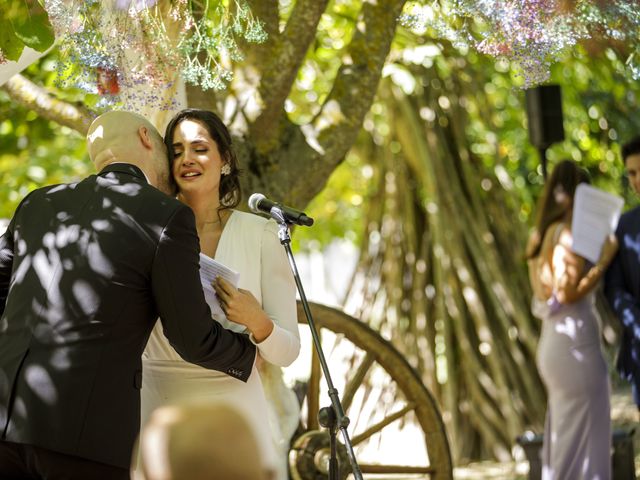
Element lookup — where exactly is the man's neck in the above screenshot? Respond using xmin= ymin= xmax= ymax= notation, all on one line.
xmin=95 ymin=154 xmax=153 ymax=186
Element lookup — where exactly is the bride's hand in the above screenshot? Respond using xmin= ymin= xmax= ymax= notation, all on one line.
xmin=213 ymin=277 xmax=274 ymax=342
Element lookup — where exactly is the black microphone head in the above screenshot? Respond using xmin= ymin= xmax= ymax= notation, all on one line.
xmin=248 ymin=193 xmax=266 ymax=213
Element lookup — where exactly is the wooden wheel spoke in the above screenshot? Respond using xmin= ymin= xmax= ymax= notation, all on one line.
xmin=358 ymin=464 xmax=436 ymax=474
xmin=341 ymin=352 xmax=375 ymax=412
xmin=351 ymin=402 xmax=416 ymax=445
xmin=307 ymin=344 xmax=321 ymax=430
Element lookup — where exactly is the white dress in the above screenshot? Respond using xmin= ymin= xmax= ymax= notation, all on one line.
xmin=140 ymin=210 xmax=301 ymax=479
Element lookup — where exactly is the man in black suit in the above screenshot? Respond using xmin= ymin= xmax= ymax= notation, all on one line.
xmin=605 ymin=135 xmax=640 ymax=412
xmin=0 ymin=111 xmax=257 ymax=479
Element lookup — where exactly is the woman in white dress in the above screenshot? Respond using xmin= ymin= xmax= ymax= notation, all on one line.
xmin=140 ymin=109 xmax=301 ymax=479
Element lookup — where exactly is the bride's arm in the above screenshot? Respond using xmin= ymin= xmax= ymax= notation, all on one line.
xmin=213 ymin=221 xmax=300 ymax=366
xmin=254 ymin=221 xmax=300 ymax=366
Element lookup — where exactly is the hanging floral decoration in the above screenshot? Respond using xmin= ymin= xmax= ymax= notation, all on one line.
xmin=41 ymin=0 xmax=267 ymax=110
xmin=96 ymin=67 xmax=120 ymax=95
xmin=400 ymin=0 xmax=640 ymax=88
xmin=4 ymin=0 xmax=636 ymax=100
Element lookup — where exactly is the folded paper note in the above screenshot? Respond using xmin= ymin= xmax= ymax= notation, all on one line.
xmin=199 ymin=253 xmax=240 ymax=319
xmin=571 ymin=184 xmax=623 ymax=263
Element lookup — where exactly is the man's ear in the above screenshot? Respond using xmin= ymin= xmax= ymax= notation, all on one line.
xmin=138 ymin=126 xmax=153 ymax=149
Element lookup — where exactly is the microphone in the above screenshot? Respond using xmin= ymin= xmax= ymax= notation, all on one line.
xmin=248 ymin=193 xmax=314 ymax=227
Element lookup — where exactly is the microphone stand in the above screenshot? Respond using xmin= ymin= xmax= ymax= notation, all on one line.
xmin=270 ymin=207 xmax=363 ymax=480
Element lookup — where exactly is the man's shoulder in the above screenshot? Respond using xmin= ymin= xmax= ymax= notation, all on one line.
xmin=134 ymin=188 xmax=189 ymax=224
xmin=619 ymin=205 xmax=640 ymax=224
xmin=16 ymin=181 xmax=79 ymax=206
xmin=615 ymin=206 xmax=640 ymax=238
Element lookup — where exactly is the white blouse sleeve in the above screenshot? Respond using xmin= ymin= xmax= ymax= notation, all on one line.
xmin=250 ymin=220 xmax=300 ymax=366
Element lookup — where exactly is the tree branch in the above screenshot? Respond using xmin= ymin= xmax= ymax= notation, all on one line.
xmin=1 ymin=74 xmax=95 ymax=134
xmin=249 ymin=0 xmax=330 ymax=152
xmin=316 ymin=0 xmax=407 ymax=160
xmin=270 ymin=0 xmax=408 ymax=207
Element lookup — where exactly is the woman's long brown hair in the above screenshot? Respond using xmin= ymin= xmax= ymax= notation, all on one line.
xmin=526 ymin=159 xmax=590 ymax=259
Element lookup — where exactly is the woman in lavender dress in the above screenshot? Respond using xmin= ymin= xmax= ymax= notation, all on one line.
xmin=526 ymin=160 xmax=617 ymax=480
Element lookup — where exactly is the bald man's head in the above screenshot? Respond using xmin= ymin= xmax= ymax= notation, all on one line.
xmin=86 ymin=111 xmax=172 ymax=194
xmin=139 ymin=403 xmax=271 ymax=480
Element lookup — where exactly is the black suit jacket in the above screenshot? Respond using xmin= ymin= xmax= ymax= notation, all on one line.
xmin=0 ymin=163 xmax=256 ymax=468
xmin=605 ymin=205 xmax=640 ymax=406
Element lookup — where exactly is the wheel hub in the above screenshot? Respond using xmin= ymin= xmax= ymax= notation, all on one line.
xmin=289 ymin=430 xmax=351 ymax=480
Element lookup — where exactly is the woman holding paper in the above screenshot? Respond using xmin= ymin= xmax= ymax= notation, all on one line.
xmin=139 ymin=109 xmax=300 ymax=480
xmin=526 ymin=159 xmax=618 ymax=480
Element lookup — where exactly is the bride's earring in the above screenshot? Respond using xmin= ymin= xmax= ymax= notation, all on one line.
xmin=221 ymin=163 xmax=231 ymax=176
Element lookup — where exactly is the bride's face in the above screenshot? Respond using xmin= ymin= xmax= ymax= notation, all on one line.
xmin=170 ymin=119 xmax=224 ymax=197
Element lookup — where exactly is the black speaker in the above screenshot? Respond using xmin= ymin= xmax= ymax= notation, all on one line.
xmin=526 ymin=85 xmax=565 ymax=149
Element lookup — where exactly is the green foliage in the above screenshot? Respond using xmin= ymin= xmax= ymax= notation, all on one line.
xmin=282 ymin=0 xmax=359 ymax=124
xmin=291 ymin=135 xmax=372 ymax=252
xmin=293 ymin=14 xmax=640 ymax=254
xmin=547 ymin=47 xmax=640 ymax=203
xmin=12 ymin=6 xmax=55 ymax=53
xmin=0 ymin=52 xmax=90 ymax=219
xmin=0 ymin=109 xmax=89 ymax=219
xmin=0 ymin=112 xmax=89 ymax=219
xmin=0 ymin=0 xmax=55 ymax=61
xmin=0 ymin=20 xmax=25 ymax=62
xmin=283 ymin=0 xmax=365 ymax=251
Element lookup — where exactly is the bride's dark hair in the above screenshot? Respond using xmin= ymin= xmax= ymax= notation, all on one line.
xmin=164 ymin=109 xmax=241 ymax=211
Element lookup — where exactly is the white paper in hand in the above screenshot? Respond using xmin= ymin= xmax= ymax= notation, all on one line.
xmin=571 ymin=184 xmax=623 ymax=263
xmin=199 ymin=253 xmax=240 ymax=319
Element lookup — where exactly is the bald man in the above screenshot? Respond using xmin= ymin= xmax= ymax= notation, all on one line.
xmin=0 ymin=111 xmax=256 ymax=479
xmin=138 ymin=403 xmax=273 ymax=480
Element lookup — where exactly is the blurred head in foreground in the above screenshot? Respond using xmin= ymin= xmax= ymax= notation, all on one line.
xmin=137 ymin=403 xmax=273 ymax=480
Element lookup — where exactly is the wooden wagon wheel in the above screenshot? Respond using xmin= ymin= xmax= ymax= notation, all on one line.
xmin=288 ymin=301 xmax=453 ymax=480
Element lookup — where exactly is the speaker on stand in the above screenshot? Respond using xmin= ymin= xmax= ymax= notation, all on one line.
xmin=525 ymin=85 xmax=565 ymax=179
